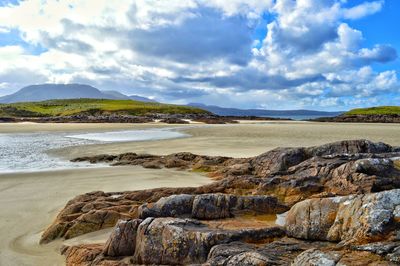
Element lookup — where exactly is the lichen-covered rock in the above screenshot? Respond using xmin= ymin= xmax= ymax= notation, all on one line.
xmin=103 ymin=219 xmax=142 ymax=257
xmin=286 ymin=189 xmax=400 ymax=244
xmin=65 ymin=210 xmax=130 ymax=239
xmin=285 ymin=197 xmax=346 ymax=240
xmin=133 ymin=217 xmax=284 ymax=265
xmin=291 ymin=249 xmax=341 ymax=266
xmin=133 ymin=218 xmax=230 ymax=265
xmin=327 ymin=189 xmax=400 ymax=244
xmin=61 ymin=244 xmax=104 ymax=265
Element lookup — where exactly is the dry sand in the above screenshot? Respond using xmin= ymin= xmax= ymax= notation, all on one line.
xmin=0 ymin=121 xmax=399 ymax=266
xmin=53 ymin=121 xmax=400 ymax=159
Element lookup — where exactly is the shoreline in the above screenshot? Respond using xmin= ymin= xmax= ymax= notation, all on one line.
xmin=51 ymin=121 xmax=400 ymax=160
xmin=1 ymin=122 xmax=400 ymax=265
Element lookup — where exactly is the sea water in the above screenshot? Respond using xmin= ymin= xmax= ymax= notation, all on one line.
xmin=0 ymin=128 xmax=188 ymax=173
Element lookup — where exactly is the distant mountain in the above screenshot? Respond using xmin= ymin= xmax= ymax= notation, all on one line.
xmin=129 ymin=95 xmax=157 ymax=102
xmin=0 ymin=84 xmax=155 ymax=103
xmin=187 ymin=103 xmax=344 ymax=118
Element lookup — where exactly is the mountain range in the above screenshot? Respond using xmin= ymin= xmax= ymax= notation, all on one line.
xmin=187 ymin=103 xmax=343 ymax=117
xmin=0 ymin=84 xmax=344 ymax=118
xmin=0 ymin=84 xmax=156 ymax=103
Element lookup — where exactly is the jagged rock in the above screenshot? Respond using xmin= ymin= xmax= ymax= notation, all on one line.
xmin=61 ymin=244 xmax=104 ymax=265
xmin=291 ymin=249 xmax=341 ymax=266
xmin=103 ymin=219 xmax=142 ymax=257
xmin=285 ymin=189 xmax=400 ymax=244
xmin=133 ymin=217 xmax=284 ymax=265
xmin=65 ymin=210 xmax=131 ymax=239
xmin=207 ymin=238 xmax=333 ymax=266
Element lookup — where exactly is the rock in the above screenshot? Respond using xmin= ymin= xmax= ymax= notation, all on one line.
xmin=252 ymin=147 xmax=308 ymax=177
xmin=138 ymin=194 xmax=194 ymax=219
xmin=133 ymin=218 xmax=232 ymax=265
xmin=103 ymin=219 xmax=142 ymax=257
xmin=387 ymin=246 xmax=400 ymax=263
xmin=159 ymin=118 xmax=189 ymax=124
xmin=207 ymin=238 xmax=334 ymax=266
xmin=285 ymin=197 xmax=346 ymax=240
xmin=291 ymin=249 xmax=341 ymax=266
xmin=64 ymin=210 xmax=132 ymax=240
xmin=327 ymin=189 xmax=400 ymax=244
xmin=43 ymin=140 xmax=400 ymax=244
xmin=133 ymin=217 xmax=285 ymax=265
xmin=138 ymin=193 xmax=288 ymax=220
xmin=285 ymin=189 xmax=400 ymax=244
xmin=313 ymin=114 xmax=400 ymax=123
xmin=192 ymin=194 xmax=232 ymax=219
xmin=61 ymin=244 xmax=104 ymax=265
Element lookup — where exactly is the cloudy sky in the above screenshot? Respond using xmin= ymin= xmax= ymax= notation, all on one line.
xmin=0 ymin=0 xmax=399 ymax=110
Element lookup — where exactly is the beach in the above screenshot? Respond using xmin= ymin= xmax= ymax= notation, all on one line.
xmin=0 ymin=121 xmax=399 ymax=265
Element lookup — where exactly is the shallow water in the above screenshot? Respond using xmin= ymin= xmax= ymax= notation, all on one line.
xmin=0 ymin=127 xmax=188 ymax=173
xmin=66 ymin=128 xmax=188 ymax=142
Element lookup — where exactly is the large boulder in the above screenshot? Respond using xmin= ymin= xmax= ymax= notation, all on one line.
xmin=103 ymin=219 xmax=142 ymax=257
xmin=285 ymin=197 xmax=346 ymax=240
xmin=133 ymin=217 xmax=285 ymax=265
xmin=285 ymin=189 xmax=400 ymax=244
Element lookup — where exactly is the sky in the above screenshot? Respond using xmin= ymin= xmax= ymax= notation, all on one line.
xmin=0 ymin=0 xmax=399 ymax=111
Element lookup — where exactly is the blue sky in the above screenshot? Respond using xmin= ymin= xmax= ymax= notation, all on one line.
xmin=0 ymin=0 xmax=399 ymax=111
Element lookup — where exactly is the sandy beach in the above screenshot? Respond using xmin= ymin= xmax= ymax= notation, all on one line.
xmin=52 ymin=121 xmax=400 ymax=159
xmin=0 ymin=121 xmax=399 ymax=266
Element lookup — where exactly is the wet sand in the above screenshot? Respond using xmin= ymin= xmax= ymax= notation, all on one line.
xmin=0 ymin=122 xmax=183 ymax=133
xmin=1 ymin=121 xmax=399 ymax=266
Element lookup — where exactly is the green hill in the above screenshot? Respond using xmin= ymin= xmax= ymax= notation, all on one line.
xmin=0 ymin=98 xmax=209 ymax=117
xmin=345 ymin=106 xmax=400 ymax=116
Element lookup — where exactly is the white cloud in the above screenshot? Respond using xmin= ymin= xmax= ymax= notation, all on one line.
xmin=0 ymin=0 xmax=398 ymax=110
xmin=342 ymin=0 xmax=384 ymax=20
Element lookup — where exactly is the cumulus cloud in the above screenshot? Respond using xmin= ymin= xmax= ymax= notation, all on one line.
xmin=0 ymin=0 xmax=398 ymax=110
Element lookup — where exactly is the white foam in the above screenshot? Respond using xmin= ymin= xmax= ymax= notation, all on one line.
xmin=66 ymin=128 xmax=188 ymax=142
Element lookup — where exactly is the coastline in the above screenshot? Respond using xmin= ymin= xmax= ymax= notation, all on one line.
xmin=1 ymin=121 xmax=400 ymax=265
xmin=51 ymin=121 xmax=400 ymax=159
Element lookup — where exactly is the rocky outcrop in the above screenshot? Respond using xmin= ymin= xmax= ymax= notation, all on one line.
xmin=313 ymin=114 xmax=400 ymax=123
xmin=41 ymin=140 xmax=400 ymax=245
xmin=39 ymin=140 xmax=400 ymax=265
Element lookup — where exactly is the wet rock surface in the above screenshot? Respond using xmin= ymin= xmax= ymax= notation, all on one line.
xmin=40 ymin=139 xmax=400 ymax=265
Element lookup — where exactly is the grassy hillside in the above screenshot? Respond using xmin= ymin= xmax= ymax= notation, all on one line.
xmin=345 ymin=106 xmax=400 ymax=116
xmin=0 ymin=98 xmax=209 ymax=117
